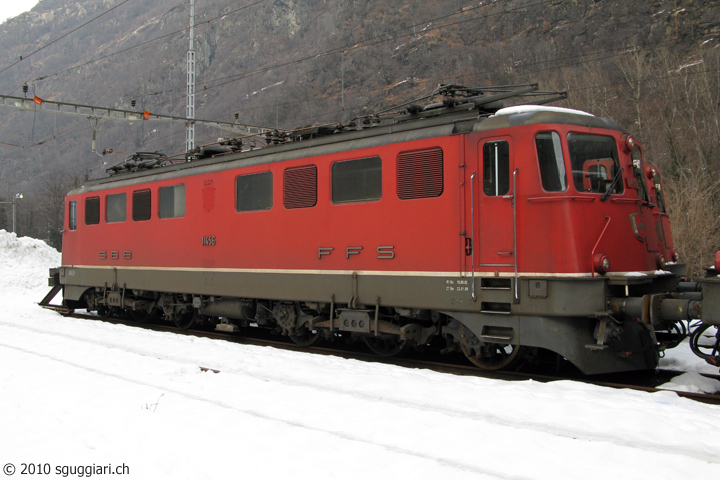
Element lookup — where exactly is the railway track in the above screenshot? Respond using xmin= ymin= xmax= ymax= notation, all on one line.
xmin=57 ymin=310 xmax=720 ymax=405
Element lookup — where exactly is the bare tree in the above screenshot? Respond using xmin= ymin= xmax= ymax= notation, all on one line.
xmin=36 ymin=174 xmax=76 ymax=250
xmin=0 ymin=197 xmax=7 ymax=232
xmin=642 ymin=48 xmax=720 ymax=275
xmin=665 ymin=169 xmax=720 ymax=275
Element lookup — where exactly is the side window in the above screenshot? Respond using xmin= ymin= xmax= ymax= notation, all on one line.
xmin=132 ymin=189 xmax=152 ymax=221
xmin=332 ymin=157 xmax=382 ymax=204
xmin=397 ymin=147 xmax=443 ymax=200
xmin=536 ymin=132 xmax=568 ymax=192
xmin=85 ymin=196 xmax=100 ymax=225
xmin=106 ymin=193 xmax=126 ymax=223
xmin=158 ymin=184 xmax=185 ymax=219
xmin=284 ymin=165 xmax=317 ymax=209
xmin=237 ymin=172 xmax=273 ymax=212
xmin=68 ymin=200 xmax=77 ymax=231
xmin=483 ymin=140 xmax=509 ymax=196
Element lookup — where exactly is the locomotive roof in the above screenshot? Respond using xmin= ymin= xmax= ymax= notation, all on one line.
xmin=73 ymin=90 xmax=629 ymax=195
xmin=477 ymin=106 xmax=629 ymax=133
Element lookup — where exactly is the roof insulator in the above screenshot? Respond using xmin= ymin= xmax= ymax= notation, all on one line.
xmin=406 ymin=104 xmax=422 ymax=114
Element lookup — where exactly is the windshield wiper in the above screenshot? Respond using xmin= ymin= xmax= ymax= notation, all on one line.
xmin=601 ymin=167 xmax=624 ymax=201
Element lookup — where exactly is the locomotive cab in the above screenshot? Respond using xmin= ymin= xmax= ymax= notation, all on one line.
xmin=469 ymin=107 xmax=671 ymax=274
xmin=450 ymin=105 xmax=699 ymax=373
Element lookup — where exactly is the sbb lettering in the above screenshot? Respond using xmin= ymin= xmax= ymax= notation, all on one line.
xmin=99 ymin=250 xmax=132 ymax=260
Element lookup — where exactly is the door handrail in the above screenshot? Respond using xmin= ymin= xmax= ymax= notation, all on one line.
xmin=513 ymin=168 xmax=519 ymax=303
xmin=471 ymin=171 xmax=477 ymax=302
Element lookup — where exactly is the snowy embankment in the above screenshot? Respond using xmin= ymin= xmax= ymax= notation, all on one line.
xmin=0 ymin=229 xmax=718 ymax=480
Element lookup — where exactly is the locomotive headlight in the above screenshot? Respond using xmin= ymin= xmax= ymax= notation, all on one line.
xmin=672 ymin=250 xmax=680 ymax=263
xmin=594 ymin=253 xmax=611 ymax=274
xmin=622 ymin=134 xmax=636 ymax=152
xmin=646 ymin=166 xmax=657 ymax=179
xmin=656 ymin=254 xmax=667 ymax=270
xmin=602 ymin=257 xmax=611 ymax=271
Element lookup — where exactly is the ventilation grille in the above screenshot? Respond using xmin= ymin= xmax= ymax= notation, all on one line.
xmin=132 ymin=189 xmax=151 ymax=221
xmin=85 ymin=196 xmax=100 ymax=225
xmin=397 ymin=147 xmax=444 ymax=200
xmin=284 ymin=165 xmax=317 ymax=209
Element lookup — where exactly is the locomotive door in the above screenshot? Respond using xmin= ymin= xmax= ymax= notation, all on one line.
xmin=476 ymin=137 xmax=515 ymax=268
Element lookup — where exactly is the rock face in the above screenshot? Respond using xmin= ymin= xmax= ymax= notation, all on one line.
xmin=0 ymin=0 xmax=716 ymax=192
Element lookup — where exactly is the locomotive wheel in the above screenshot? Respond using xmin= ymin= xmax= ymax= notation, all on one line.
xmin=97 ymin=306 xmax=113 ymax=319
xmin=129 ymin=308 xmax=149 ymax=323
xmin=363 ymin=335 xmax=408 ymax=357
xmin=459 ymin=324 xmax=523 ymax=370
xmin=288 ymin=326 xmax=322 ymax=347
xmin=172 ymin=310 xmax=196 ymax=330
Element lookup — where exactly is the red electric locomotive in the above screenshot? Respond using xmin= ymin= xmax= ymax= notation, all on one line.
xmin=46 ymin=84 xmax=719 ymax=374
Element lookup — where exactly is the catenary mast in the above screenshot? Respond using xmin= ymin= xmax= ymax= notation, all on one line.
xmin=186 ymin=0 xmax=196 ymax=153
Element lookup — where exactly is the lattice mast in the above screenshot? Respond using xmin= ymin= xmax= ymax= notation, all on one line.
xmin=186 ymin=0 xmax=196 ymax=153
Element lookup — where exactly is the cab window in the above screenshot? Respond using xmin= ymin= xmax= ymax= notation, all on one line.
xmin=567 ymin=133 xmax=623 ymax=195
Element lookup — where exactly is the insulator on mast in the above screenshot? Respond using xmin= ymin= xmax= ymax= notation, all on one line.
xmin=22 ymin=83 xmax=28 ymax=97
xmin=131 ymin=97 xmax=136 ymax=109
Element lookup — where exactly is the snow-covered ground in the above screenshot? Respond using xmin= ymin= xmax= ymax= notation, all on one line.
xmin=1 ymin=230 xmax=718 ymax=479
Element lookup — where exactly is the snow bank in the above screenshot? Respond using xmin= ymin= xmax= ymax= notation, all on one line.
xmin=0 ymin=229 xmax=60 ymax=293
xmin=658 ymin=371 xmax=720 ymax=394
